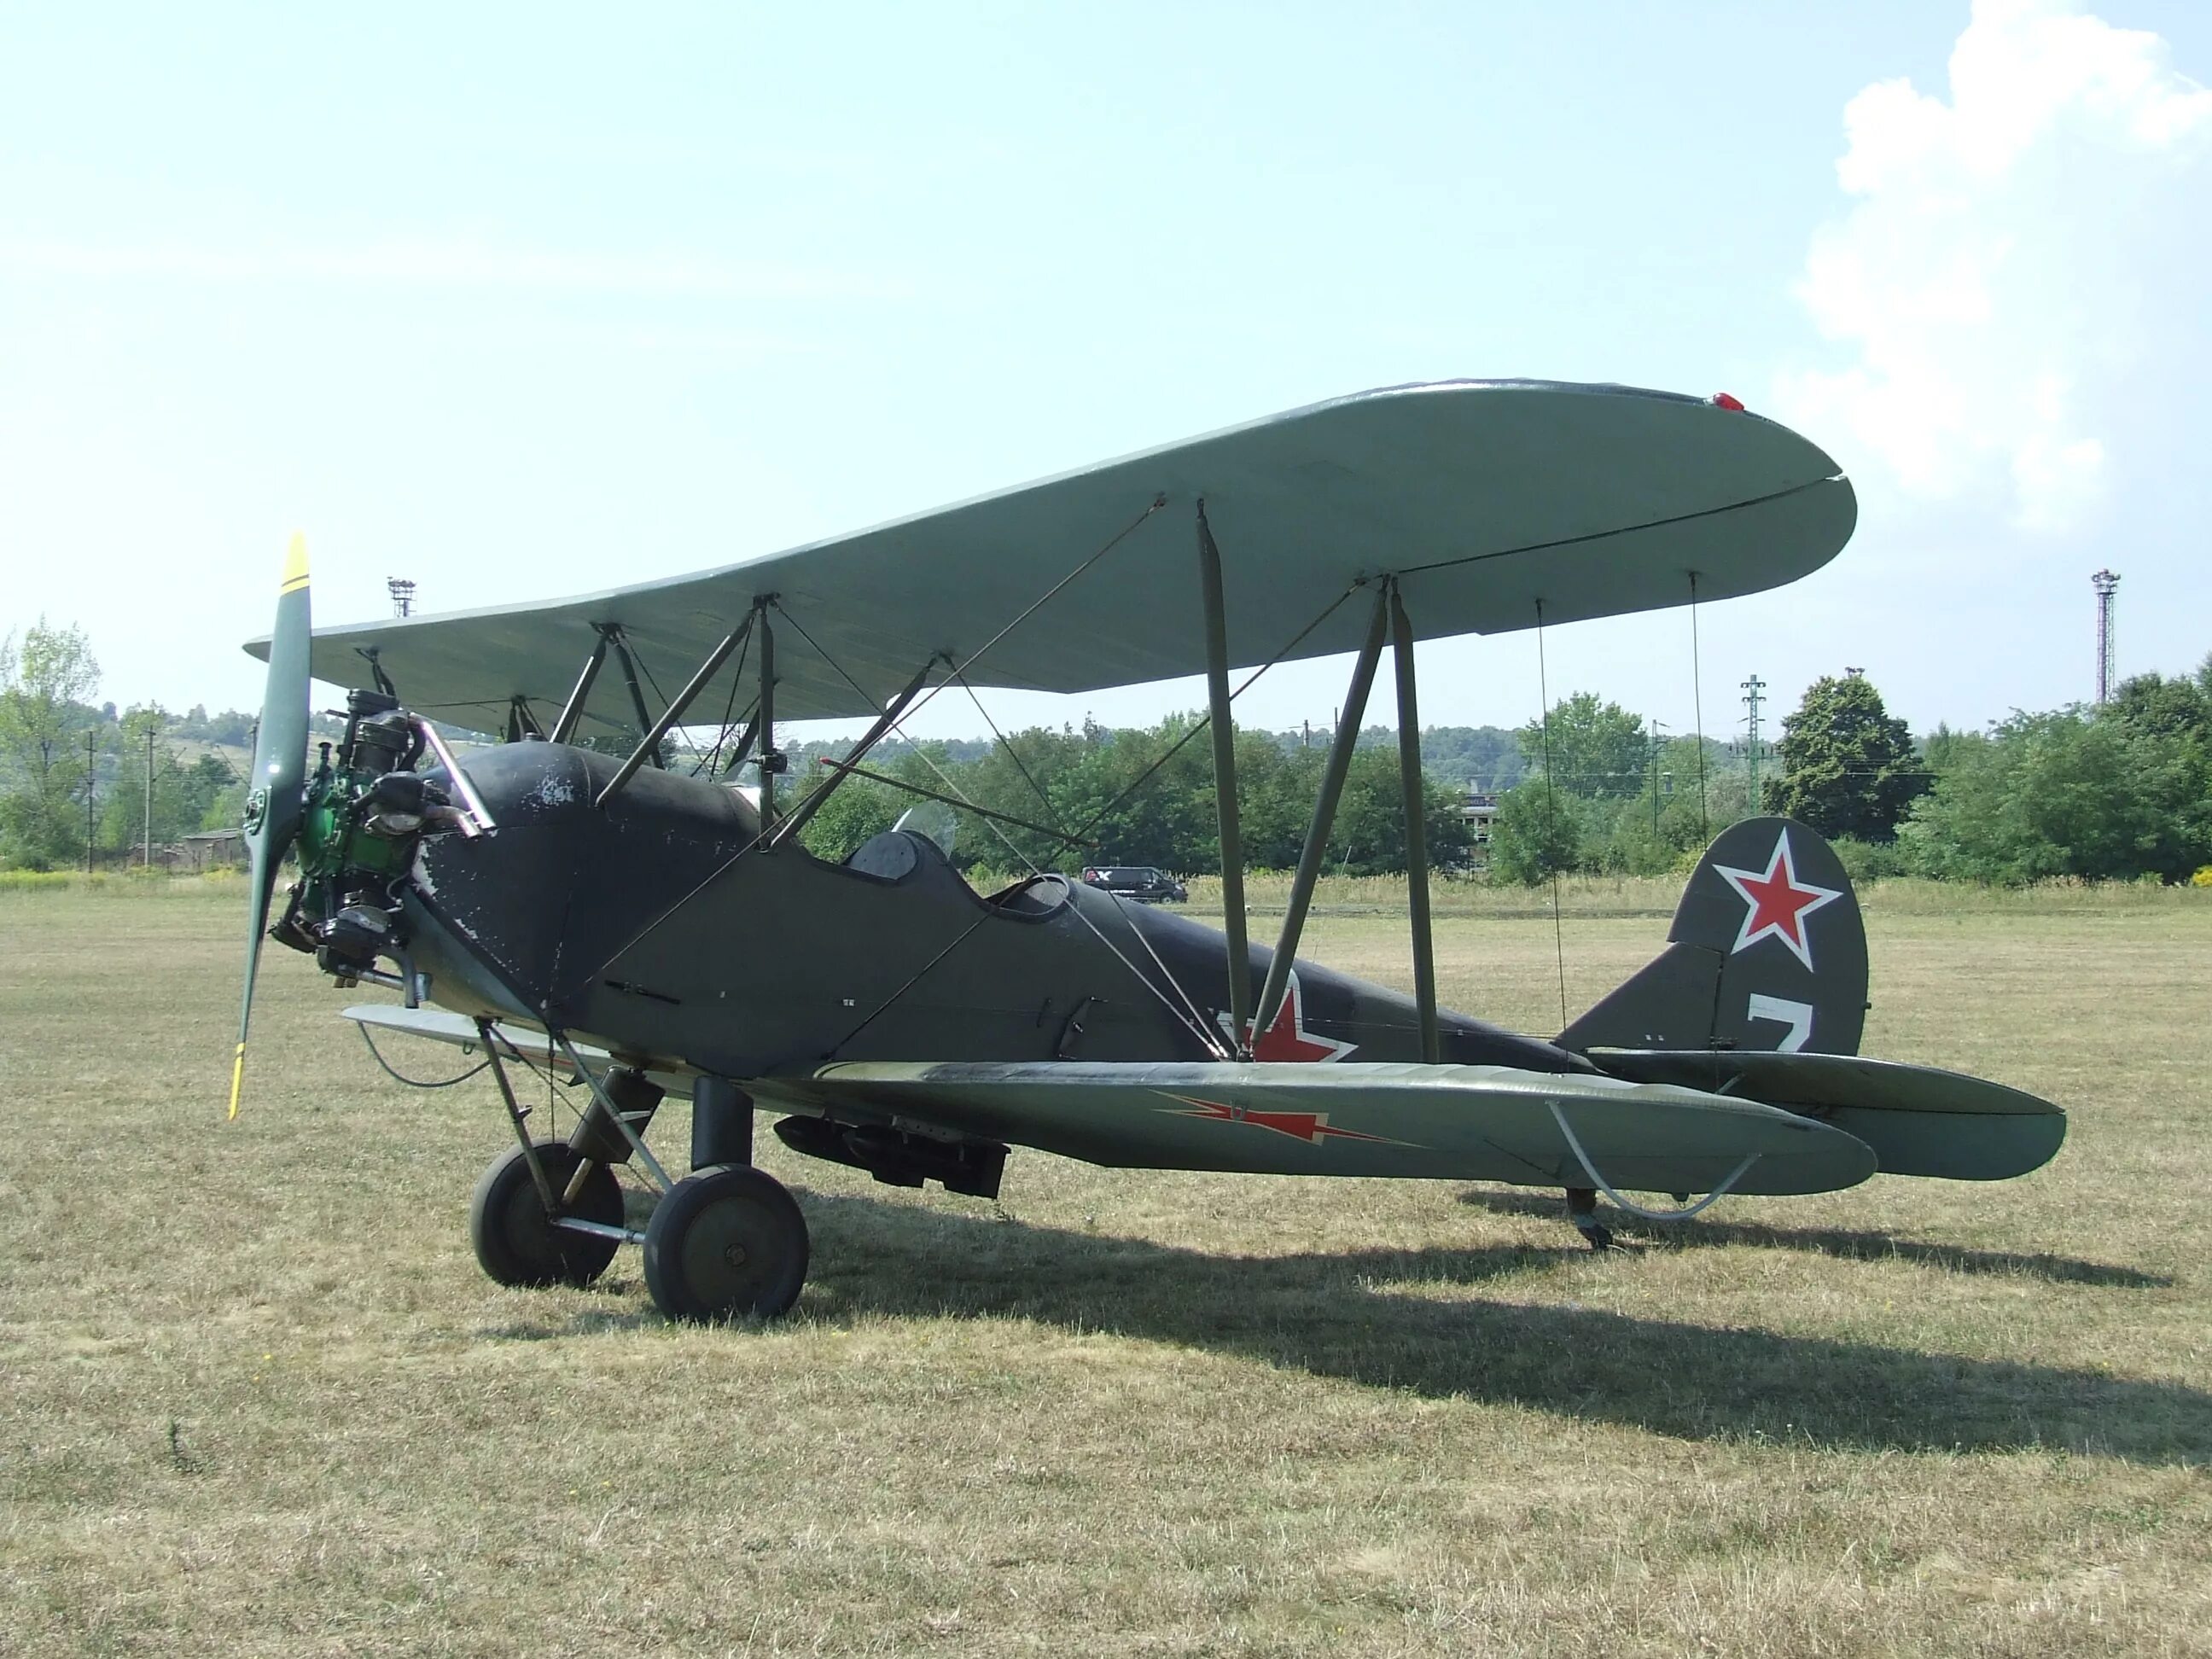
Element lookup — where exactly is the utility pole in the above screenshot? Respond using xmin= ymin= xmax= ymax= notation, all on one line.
xmin=1648 ymin=719 xmax=1668 ymax=834
xmin=143 ymin=725 xmax=154 ymax=870
xmin=84 ymin=728 xmax=96 ymax=874
xmin=2092 ymin=569 xmax=2120 ymax=703
xmin=1740 ymin=675 xmax=1767 ymax=811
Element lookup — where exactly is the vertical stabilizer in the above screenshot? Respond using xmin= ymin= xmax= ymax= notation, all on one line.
xmin=1557 ymin=817 xmax=1867 ymax=1057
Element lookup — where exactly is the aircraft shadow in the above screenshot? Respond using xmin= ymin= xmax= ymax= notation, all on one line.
xmin=1452 ymin=1186 xmax=2173 ymax=1289
xmin=783 ymin=1189 xmax=2209 ymax=1468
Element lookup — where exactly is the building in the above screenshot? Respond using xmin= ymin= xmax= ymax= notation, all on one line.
xmin=1461 ymin=790 xmax=1499 ymax=869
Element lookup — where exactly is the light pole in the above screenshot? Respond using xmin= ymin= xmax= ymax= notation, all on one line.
xmin=143 ymin=725 xmax=154 ymax=870
xmin=84 ymin=728 xmax=96 ymax=873
xmin=1741 ymin=675 xmax=1767 ymax=812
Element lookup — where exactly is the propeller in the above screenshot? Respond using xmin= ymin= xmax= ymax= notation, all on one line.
xmin=230 ymin=533 xmax=312 ymax=1119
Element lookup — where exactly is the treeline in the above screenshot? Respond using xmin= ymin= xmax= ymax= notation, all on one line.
xmin=12 ymin=610 xmax=2206 ymax=888
xmin=1489 ymin=665 xmax=2212 ymax=887
xmin=0 ymin=624 xmax=254 ymax=869
xmin=765 ymin=720 xmax=1491 ymax=876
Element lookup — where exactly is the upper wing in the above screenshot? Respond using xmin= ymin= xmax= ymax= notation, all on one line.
xmin=752 ymin=1059 xmax=1877 ymax=1197
xmin=252 ymin=380 xmax=1854 ymax=731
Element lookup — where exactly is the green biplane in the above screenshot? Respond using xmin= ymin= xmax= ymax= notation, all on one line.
xmin=231 ymin=379 xmax=2063 ymax=1322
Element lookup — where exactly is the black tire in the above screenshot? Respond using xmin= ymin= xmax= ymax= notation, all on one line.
xmin=642 ymin=1165 xmax=809 ymax=1322
xmin=469 ymin=1140 xmax=626 ymax=1289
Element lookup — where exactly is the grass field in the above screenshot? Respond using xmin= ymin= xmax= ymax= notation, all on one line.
xmin=2 ymin=881 xmax=2208 ymax=1656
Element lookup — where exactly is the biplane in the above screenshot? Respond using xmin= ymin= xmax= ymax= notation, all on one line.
xmin=233 ymin=379 xmax=2064 ymax=1322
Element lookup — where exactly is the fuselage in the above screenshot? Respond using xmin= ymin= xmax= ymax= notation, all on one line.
xmin=404 ymin=742 xmax=1586 ymax=1086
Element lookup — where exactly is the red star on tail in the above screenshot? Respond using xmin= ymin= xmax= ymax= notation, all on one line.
xmin=1711 ymin=830 xmax=1842 ymax=971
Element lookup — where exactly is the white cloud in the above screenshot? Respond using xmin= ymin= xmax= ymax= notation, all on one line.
xmin=1777 ymin=0 xmax=2211 ymax=534
xmin=0 ymin=236 xmax=906 ymax=300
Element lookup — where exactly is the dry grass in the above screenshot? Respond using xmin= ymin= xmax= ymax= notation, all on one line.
xmin=1 ymin=883 xmax=2208 ymax=1656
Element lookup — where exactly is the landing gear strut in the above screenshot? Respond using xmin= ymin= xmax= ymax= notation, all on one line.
xmin=1566 ymin=1186 xmax=1613 ymax=1252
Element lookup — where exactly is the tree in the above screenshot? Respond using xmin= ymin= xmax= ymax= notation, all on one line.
xmin=0 ymin=620 xmax=101 ymax=870
xmin=1487 ymin=779 xmax=1581 ymax=885
xmin=2106 ymin=672 xmax=2210 ymax=743
xmin=1900 ymin=707 xmax=2212 ymax=882
xmin=1766 ymin=672 xmax=1926 ymax=841
xmin=1517 ymin=694 xmax=1649 ymax=798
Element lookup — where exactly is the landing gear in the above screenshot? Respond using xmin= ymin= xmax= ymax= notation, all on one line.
xmin=1565 ymin=1186 xmax=1613 ymax=1252
xmin=643 ymin=1164 xmax=810 ymax=1321
xmin=469 ymin=1141 xmax=626 ymax=1288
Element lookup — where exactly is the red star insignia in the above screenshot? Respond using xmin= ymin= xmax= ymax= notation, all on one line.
xmin=1158 ymin=1094 xmax=1405 ymax=1145
xmin=1217 ymin=971 xmax=1359 ymax=1062
xmin=1711 ymin=829 xmax=1842 ymax=971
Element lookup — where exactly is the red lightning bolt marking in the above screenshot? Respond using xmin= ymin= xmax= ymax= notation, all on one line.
xmin=1159 ymin=1094 xmax=1407 ymax=1146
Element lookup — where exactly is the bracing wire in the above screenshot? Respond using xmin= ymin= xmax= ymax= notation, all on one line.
xmin=586 ymin=516 xmax=1342 ymax=1015
xmin=1689 ymin=571 xmax=1710 ymax=841
xmin=958 ymin=666 xmax=1066 ymax=835
xmin=887 ymin=495 xmax=1168 ymax=737
xmin=823 ymin=584 xmax=1362 ymax=1066
xmin=894 ymin=725 xmax=1232 ymax=1058
xmin=1534 ymin=599 xmax=1569 ymax=1033
xmin=629 ymin=640 xmax=708 ymax=767
xmin=1062 ymin=583 xmax=1360 ymax=847
xmin=696 ymin=624 xmax=755 ymax=777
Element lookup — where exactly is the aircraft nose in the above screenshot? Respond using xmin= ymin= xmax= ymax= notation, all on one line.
xmin=410 ymin=742 xmax=760 ymax=1019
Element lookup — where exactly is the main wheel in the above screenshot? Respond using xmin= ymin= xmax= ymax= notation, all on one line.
xmin=469 ymin=1140 xmax=626 ymax=1289
xmin=642 ymin=1165 xmax=809 ymax=1322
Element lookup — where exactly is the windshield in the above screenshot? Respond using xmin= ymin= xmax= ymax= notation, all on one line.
xmin=893 ymin=802 xmax=960 ymax=861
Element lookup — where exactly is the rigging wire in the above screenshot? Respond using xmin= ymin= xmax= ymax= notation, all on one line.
xmin=822 ymin=579 xmax=1366 ymax=1063
xmin=1061 ymin=583 xmax=1360 ymax=847
xmin=695 ymin=622 xmax=755 ymax=777
xmin=1689 ymin=571 xmax=1710 ymax=841
xmin=957 ymin=667 xmax=1066 ymax=835
xmin=889 ymin=494 xmax=1169 ymax=737
xmin=892 ymin=726 xmax=1232 ymax=1058
xmin=627 ymin=637 xmax=709 ymax=768
xmin=1535 ymin=599 xmax=1569 ymax=1033
xmin=578 ymin=497 xmax=1171 ymax=980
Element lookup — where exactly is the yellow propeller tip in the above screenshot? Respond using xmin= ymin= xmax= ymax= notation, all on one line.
xmin=280 ymin=533 xmax=309 ymax=596
xmin=228 ymin=1042 xmax=247 ymax=1121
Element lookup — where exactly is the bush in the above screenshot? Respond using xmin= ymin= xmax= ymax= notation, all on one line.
xmin=1829 ymin=836 xmax=1910 ymax=884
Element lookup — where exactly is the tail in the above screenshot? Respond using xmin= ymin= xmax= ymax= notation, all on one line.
xmin=1558 ymin=817 xmax=1867 ymax=1057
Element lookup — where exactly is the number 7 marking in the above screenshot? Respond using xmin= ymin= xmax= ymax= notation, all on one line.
xmin=1746 ymin=993 xmax=1814 ymax=1053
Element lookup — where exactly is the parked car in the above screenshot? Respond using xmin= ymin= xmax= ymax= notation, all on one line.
xmin=1080 ymin=864 xmax=1188 ymax=904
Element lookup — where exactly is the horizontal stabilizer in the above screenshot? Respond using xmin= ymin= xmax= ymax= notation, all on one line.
xmin=1587 ymin=1049 xmax=2065 ymax=1181
xmin=754 ymin=1060 xmax=1877 ymax=1197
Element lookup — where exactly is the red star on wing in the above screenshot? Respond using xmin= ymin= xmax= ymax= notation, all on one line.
xmin=1217 ymin=971 xmax=1359 ymax=1062
xmin=1158 ymin=1094 xmax=1405 ymax=1145
xmin=1711 ymin=829 xmax=1842 ymax=971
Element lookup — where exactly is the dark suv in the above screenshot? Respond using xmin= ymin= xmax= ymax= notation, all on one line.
xmin=1080 ymin=865 xmax=1188 ymax=904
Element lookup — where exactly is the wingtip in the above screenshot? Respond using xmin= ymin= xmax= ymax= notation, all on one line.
xmin=280 ymin=533 xmax=309 ymax=596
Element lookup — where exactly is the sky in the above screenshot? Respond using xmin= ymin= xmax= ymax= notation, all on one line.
xmin=2 ymin=0 xmax=2207 ymax=751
